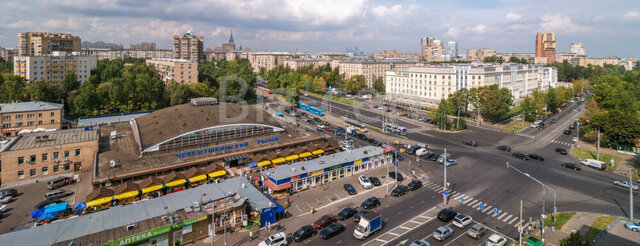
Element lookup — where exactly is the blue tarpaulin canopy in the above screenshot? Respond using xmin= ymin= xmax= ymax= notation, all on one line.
xmin=247 ymin=162 xmax=258 ymax=168
xmin=30 ymin=208 xmax=44 ymax=218
xmin=262 ymin=193 xmax=285 ymax=213
xmin=73 ymin=202 xmax=86 ymax=211
xmin=43 ymin=202 xmax=68 ymax=216
xmin=36 ymin=213 xmax=56 ymax=221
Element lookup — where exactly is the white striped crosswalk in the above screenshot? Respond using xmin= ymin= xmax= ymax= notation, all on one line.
xmin=551 ymin=139 xmax=572 ymax=146
xmin=515 ymin=133 xmax=535 ymax=139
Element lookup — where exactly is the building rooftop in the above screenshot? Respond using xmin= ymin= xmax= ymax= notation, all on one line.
xmin=76 ymin=111 xmax=151 ymax=127
xmin=0 ymin=177 xmax=275 ymax=246
xmin=262 ymin=146 xmax=383 ymax=181
xmin=339 ymin=58 xmax=421 ymax=63
xmin=1 ymin=128 xmax=98 ymax=152
xmin=0 ymin=101 xmax=63 ymax=114
xmin=147 ymin=58 xmax=195 ymax=63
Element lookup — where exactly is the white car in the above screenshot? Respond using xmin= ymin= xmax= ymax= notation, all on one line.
xmin=444 ymin=159 xmax=457 ymax=166
xmin=0 ymin=195 xmax=12 ymax=204
xmin=0 ymin=205 xmax=6 ymax=213
xmin=259 ymin=232 xmax=288 ymax=246
xmin=359 ymin=175 xmax=372 ymax=189
xmin=486 ymin=234 xmax=507 ymax=246
xmin=613 ymin=181 xmax=639 ymax=190
xmin=452 ymin=214 xmax=472 ymax=228
xmin=409 ymin=240 xmax=430 ymax=246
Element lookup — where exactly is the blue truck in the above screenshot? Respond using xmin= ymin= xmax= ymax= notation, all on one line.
xmin=353 ymin=211 xmax=382 ymax=240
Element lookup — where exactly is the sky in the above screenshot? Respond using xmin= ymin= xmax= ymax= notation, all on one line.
xmin=1 ymin=0 xmax=638 ymax=58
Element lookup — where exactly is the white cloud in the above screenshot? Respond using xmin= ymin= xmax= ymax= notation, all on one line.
xmin=130 ymin=20 xmax=194 ymax=40
xmin=43 ymin=17 xmax=97 ymax=31
xmin=505 ymin=12 xmax=522 ymax=22
xmin=623 ymin=11 xmax=640 ymax=20
xmin=470 ymin=24 xmax=487 ymax=34
xmin=371 ymin=4 xmax=403 ymax=18
xmin=539 ymin=14 xmax=591 ymax=33
xmin=4 ymin=20 xmax=34 ymax=29
xmin=444 ymin=27 xmax=461 ymax=38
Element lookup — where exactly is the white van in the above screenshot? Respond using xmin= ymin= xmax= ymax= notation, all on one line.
xmin=437 ymin=153 xmax=452 ymax=164
xmin=415 ymin=148 xmax=429 ymax=156
xmin=580 ymin=159 xmax=606 ymax=170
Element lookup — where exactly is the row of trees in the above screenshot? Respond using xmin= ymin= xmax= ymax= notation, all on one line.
xmin=433 ymin=85 xmax=514 ymax=129
xmin=551 ymin=60 xmax=626 ymax=82
xmin=519 ymin=86 xmax=574 ymax=121
xmin=482 ymin=56 xmax=529 ymax=64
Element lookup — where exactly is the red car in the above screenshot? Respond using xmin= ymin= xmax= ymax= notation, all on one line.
xmin=314 ymin=215 xmax=337 ymax=230
xmin=555 ymin=148 xmax=567 ymax=155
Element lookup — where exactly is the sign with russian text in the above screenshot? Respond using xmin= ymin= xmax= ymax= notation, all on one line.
xmin=176 ymin=142 xmax=249 ymax=158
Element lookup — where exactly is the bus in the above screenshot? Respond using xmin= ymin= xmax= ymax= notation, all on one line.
xmin=256 ymin=86 xmax=272 ymax=94
xmin=344 ymin=118 xmax=368 ymax=133
xmin=384 ymin=123 xmax=407 ymax=135
xmin=298 ymin=102 xmax=324 ymax=116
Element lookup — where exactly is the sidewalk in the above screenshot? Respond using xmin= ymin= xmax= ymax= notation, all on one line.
xmin=577 ymin=140 xmax=638 ymax=177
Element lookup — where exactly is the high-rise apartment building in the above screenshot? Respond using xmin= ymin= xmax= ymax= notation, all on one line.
xmin=146 ymin=58 xmax=198 ymax=84
xmin=373 ymin=50 xmax=421 ymax=60
xmin=18 ymin=32 xmax=81 ymax=56
xmin=421 ymin=36 xmax=445 ymax=62
xmin=247 ymin=52 xmax=293 ymax=73
xmin=14 ymin=51 xmax=96 ymax=85
xmin=0 ymin=47 xmax=17 ymax=62
xmin=446 ymin=41 xmax=458 ymax=61
xmin=466 ymin=49 xmax=497 ymax=61
xmin=338 ymin=58 xmax=424 ymax=87
xmin=130 ymin=42 xmax=157 ymax=50
xmin=535 ymin=32 xmax=556 ymax=64
xmin=569 ymin=42 xmax=586 ymax=56
xmin=173 ymin=31 xmax=203 ymax=62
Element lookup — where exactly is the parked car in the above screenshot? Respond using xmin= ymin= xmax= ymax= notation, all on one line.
xmin=453 ymin=214 xmax=472 ymax=228
xmin=391 ymin=185 xmax=409 ymax=197
xmin=437 ymin=208 xmax=457 ymax=222
xmin=353 ymin=209 xmax=369 ymax=222
xmin=34 ymin=199 xmax=62 ymax=209
xmin=528 ymin=154 xmax=544 ymax=161
xmin=358 ymin=175 xmax=373 ymax=189
xmin=259 ymin=232 xmax=288 ymax=246
xmin=407 ymin=180 xmax=422 ymax=190
xmin=337 ymin=207 xmax=357 ymax=220
xmin=369 ymin=177 xmax=381 ymax=186
xmin=395 ymin=154 xmax=405 ymax=161
xmin=569 ymin=123 xmax=575 ymax=129
xmin=486 ymin=234 xmax=507 ymax=246
xmin=388 ymin=171 xmax=404 ymax=181
xmin=0 ymin=189 xmax=17 ymax=197
xmin=497 ymin=145 xmax=512 ymax=152
xmin=561 ymin=163 xmax=581 ymax=170
xmin=422 ymin=153 xmax=435 ymax=159
xmin=467 ymin=223 xmax=487 ymax=239
xmin=0 ymin=205 xmax=6 ymax=213
xmin=361 ymin=197 xmax=381 ymax=209
xmin=463 ymin=140 xmax=478 ymax=147
xmin=512 ymin=152 xmax=530 ymax=160
xmin=47 ymin=177 xmax=72 ymax=190
xmin=433 ymin=226 xmax=454 ymax=241
xmin=343 ymin=184 xmax=357 ymax=195
xmin=613 ymin=181 xmax=639 ymax=190
xmin=313 ymin=215 xmax=337 ymax=230
xmin=292 ymin=225 xmax=316 ymax=242
xmin=409 ymin=240 xmax=431 ymax=246
xmin=444 ymin=159 xmax=457 ymax=166
xmin=624 ymin=221 xmax=640 ymax=232
xmin=0 ymin=195 xmax=12 ymax=204
xmin=319 ymin=223 xmax=345 ymax=239
xmin=45 ymin=189 xmax=73 ymax=200
xmin=551 ymin=118 xmax=556 ymax=123
xmin=563 ymin=130 xmax=572 ymax=135
xmin=555 ymin=148 xmax=568 ymax=155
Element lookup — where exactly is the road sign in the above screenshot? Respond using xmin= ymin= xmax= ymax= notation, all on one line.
xmin=446 ymin=182 xmax=450 ymax=187
xmin=460 ymin=197 xmax=465 ymax=203
xmin=394 ymin=161 xmax=398 ymax=167
xmin=518 ymin=226 xmax=523 ymax=233
xmin=443 ymin=194 xmax=447 ymax=204
xmin=479 ymin=204 xmax=485 ymax=210
xmin=443 ymin=190 xmax=448 ymax=196
xmin=494 ymin=208 xmax=500 ymax=214
xmin=541 ymin=214 xmax=547 ymax=219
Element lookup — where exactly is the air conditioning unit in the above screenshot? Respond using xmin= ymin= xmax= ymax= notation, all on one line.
xmin=64 ymin=158 xmax=69 ymax=162
xmin=125 ymin=224 xmax=135 ymax=231
xmin=161 ymin=216 xmax=171 ymax=223
xmin=110 ymin=160 xmax=117 ymax=168
xmin=54 ymin=159 xmax=59 ymax=163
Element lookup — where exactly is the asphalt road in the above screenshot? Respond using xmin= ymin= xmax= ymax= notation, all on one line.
xmin=297 ymin=94 xmax=639 ymax=246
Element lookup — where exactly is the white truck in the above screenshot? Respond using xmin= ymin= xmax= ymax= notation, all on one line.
xmin=354 ymin=211 xmax=382 ymax=240
xmin=580 ymin=159 xmax=606 ymax=170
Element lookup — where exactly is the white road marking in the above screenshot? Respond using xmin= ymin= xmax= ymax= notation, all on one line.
xmin=497 ymin=213 xmax=507 ymax=220
xmin=482 ymin=205 xmax=492 ymax=213
xmin=444 ymin=227 xmax=472 ymax=246
xmin=509 ymin=216 xmax=519 ymax=225
xmin=502 ymin=214 xmax=513 ymax=223
xmin=375 ymin=238 xmax=388 ymax=243
xmin=469 ymin=200 xmax=480 ymax=207
xmin=387 ymin=232 xmax=399 ymax=236
xmin=398 ymin=225 xmax=411 ymax=230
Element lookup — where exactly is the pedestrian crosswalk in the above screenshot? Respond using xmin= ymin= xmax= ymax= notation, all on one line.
xmin=551 ymin=139 xmax=572 ymax=146
xmin=422 ymin=179 xmax=522 ymax=228
xmin=515 ymin=133 xmax=535 ymax=139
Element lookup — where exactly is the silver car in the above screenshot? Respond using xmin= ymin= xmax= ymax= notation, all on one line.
xmin=0 ymin=195 xmax=12 ymax=204
xmin=433 ymin=226 xmax=453 ymax=241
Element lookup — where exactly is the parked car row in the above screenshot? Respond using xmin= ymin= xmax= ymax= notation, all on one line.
xmin=416 ymin=208 xmax=508 ymax=245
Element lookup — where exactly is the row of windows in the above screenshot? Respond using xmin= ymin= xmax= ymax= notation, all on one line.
xmin=17 ymin=164 xmax=71 ymax=179
xmin=17 ymin=149 xmax=80 ymax=165
xmin=2 ymin=120 xmax=55 ymax=128
xmin=3 ymin=112 xmax=55 ymax=120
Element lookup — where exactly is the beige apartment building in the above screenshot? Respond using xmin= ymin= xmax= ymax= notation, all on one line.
xmin=466 ymin=49 xmax=497 ymax=61
xmin=0 ymin=128 xmax=98 ymax=186
xmin=173 ymin=32 xmax=203 ymax=62
xmin=0 ymin=101 xmax=63 ymax=139
xmin=18 ymin=32 xmax=81 ymax=56
xmin=146 ymin=58 xmax=198 ymax=84
xmin=338 ymin=59 xmax=423 ymax=88
xmin=0 ymin=47 xmax=17 ymax=62
xmin=535 ymin=32 xmax=556 ymax=64
xmin=247 ymin=52 xmax=293 ymax=73
xmin=14 ymin=51 xmax=96 ymax=85
xmin=81 ymin=49 xmax=173 ymax=61
xmin=284 ymin=58 xmax=332 ymax=70
xmin=386 ymin=63 xmax=557 ymax=108
xmin=374 ymin=50 xmax=422 ymax=60
xmin=421 ymin=37 xmax=445 ymax=62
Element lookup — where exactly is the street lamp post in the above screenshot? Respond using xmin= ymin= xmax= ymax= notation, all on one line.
xmin=597 ymin=126 xmax=600 ymax=161
xmin=630 ymin=169 xmax=635 ymax=221
xmin=443 ymin=148 xmax=448 ymax=204
xmin=576 ymin=121 xmax=580 ymax=148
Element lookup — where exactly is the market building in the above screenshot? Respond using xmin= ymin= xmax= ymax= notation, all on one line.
xmin=0 ymin=101 xmax=64 ymax=139
xmin=260 ymin=146 xmax=393 ymax=196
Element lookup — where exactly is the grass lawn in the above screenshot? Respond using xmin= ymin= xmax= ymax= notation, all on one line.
xmin=571 ymin=148 xmax=621 ymax=171
xmin=319 ymin=93 xmax=363 ymax=107
xmin=583 ymin=216 xmax=617 ymax=243
xmin=509 ymin=105 xmax=523 ymax=117
xmin=544 ymin=212 xmax=576 ymax=230
xmin=502 ymin=119 xmax=533 ymax=131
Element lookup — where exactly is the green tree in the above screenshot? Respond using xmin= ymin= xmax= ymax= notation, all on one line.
xmin=373 ymin=77 xmax=385 ymax=92
xmin=345 ymin=75 xmax=366 ymax=94
xmin=189 ymin=82 xmax=215 ymax=98
xmin=478 ymin=85 xmax=513 ymax=123
xmin=560 ymin=231 xmax=591 ymax=246
xmin=62 ymin=72 xmax=80 ymax=94
xmin=0 ymin=75 xmax=27 ymax=103
xmin=434 ymin=98 xmax=452 ymax=129
xmin=546 ymin=88 xmax=560 ymax=111
xmin=520 ymin=96 xmax=543 ymax=121
xmin=312 ymin=76 xmax=327 ymax=93
xmin=72 ymin=82 xmax=102 ymax=116
xmin=165 ymin=81 xmax=193 ymax=106
xmin=285 ymin=89 xmax=300 ymax=105
xmin=25 ymin=80 xmax=52 ymax=102
xmin=101 ymin=60 xmax=124 ymax=82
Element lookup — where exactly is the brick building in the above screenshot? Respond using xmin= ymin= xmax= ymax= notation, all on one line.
xmin=0 ymin=101 xmax=63 ymax=139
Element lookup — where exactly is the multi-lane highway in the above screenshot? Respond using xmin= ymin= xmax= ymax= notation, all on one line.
xmin=297 ymin=94 xmax=638 ymax=246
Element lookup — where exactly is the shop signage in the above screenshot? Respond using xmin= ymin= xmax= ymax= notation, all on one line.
xmin=105 ymin=225 xmax=172 ymax=246
xmin=172 ymin=216 xmax=207 ymax=228
xmin=176 ymin=142 xmax=249 ymax=158
xmin=325 ymin=164 xmax=345 ymax=172
xmin=354 ymin=159 xmax=362 ymax=165
xmin=310 ymin=170 xmax=324 ymax=176
xmin=257 ymin=137 xmax=278 ymax=144
xmin=291 ymin=175 xmax=301 ymax=181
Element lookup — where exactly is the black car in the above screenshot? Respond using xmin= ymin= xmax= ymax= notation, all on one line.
xmin=430 ymin=154 xmax=440 ymax=161
xmin=551 ymin=118 xmax=557 ymax=123
xmin=422 ymin=153 xmax=435 ymax=159
xmin=0 ymin=189 xmax=17 ymax=197
xmin=35 ymin=199 xmax=62 ymax=210
xmin=563 ymin=130 xmax=572 ymax=135
xmin=369 ymin=177 xmax=381 ymax=186
xmin=391 ymin=185 xmax=409 ymax=197
xmin=353 ymin=210 xmax=369 ymax=222
xmin=337 ymin=207 xmax=357 ymax=220
xmin=292 ymin=225 xmax=317 ymax=242
xmin=463 ymin=140 xmax=478 ymax=147
xmin=438 ymin=208 xmax=457 ymax=222
xmin=512 ymin=152 xmax=530 ymax=160
xmin=319 ymin=223 xmax=345 ymax=239
xmin=389 ymin=171 xmax=404 ymax=181
xmin=556 ymin=148 xmax=568 ymax=155
xmin=395 ymin=154 xmax=404 ymax=161
xmin=344 ymin=184 xmax=357 ymax=195
xmin=361 ymin=197 xmax=381 ymax=209
xmin=407 ymin=180 xmax=422 ymax=190
xmin=561 ymin=163 xmax=581 ymax=170
xmin=529 ymin=153 xmax=544 ymax=161
xmin=497 ymin=145 xmax=512 ymax=151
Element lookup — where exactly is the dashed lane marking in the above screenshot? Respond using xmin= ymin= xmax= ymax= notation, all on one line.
xmin=387 ymin=232 xmax=399 ymax=236
xmin=398 ymin=225 xmax=411 ymax=230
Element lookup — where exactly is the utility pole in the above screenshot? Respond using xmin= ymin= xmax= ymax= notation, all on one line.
xmin=224 ymin=195 xmax=228 ymax=246
xmin=630 ymin=169 xmax=635 ymax=221
xmin=576 ymin=121 xmax=580 ymax=148
xmin=519 ymin=200 xmax=523 ymax=246
xmin=443 ymin=148 xmax=447 ymax=204
xmin=386 ymin=163 xmax=389 ymax=192
xmin=456 ymin=107 xmax=460 ymax=129
xmin=597 ymin=126 xmax=600 ymax=161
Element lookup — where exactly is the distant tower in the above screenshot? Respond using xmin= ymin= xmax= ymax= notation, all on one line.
xmin=229 ymin=30 xmax=234 ymax=44
xmin=221 ymin=30 xmax=236 ymax=51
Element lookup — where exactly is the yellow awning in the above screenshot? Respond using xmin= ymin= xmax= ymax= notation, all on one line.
xmin=299 ymin=152 xmax=312 ymax=158
xmin=115 ymin=190 xmax=139 ymax=200
xmin=141 ymin=184 xmax=163 ymax=194
xmin=208 ymin=170 xmax=227 ymax=178
xmin=285 ymin=155 xmax=299 ymax=161
xmin=312 ymin=149 xmax=325 ymax=155
xmin=272 ymin=158 xmax=286 ymax=164
xmin=189 ymin=175 xmax=207 ymax=183
xmin=165 ymin=179 xmax=186 ymax=187
xmin=257 ymin=161 xmax=272 ymax=167
xmin=86 ymin=197 xmax=113 ymax=207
